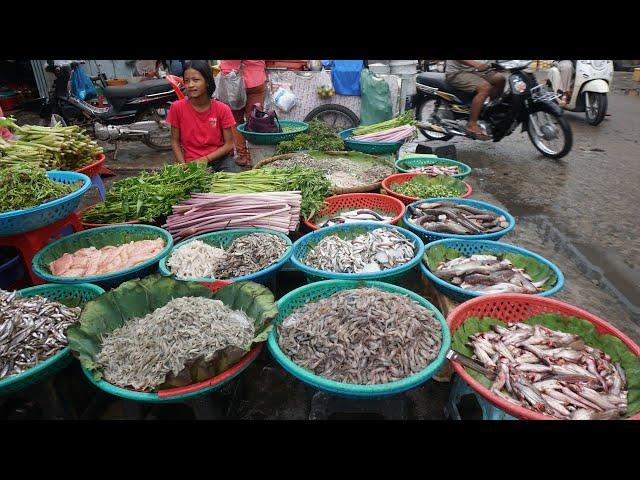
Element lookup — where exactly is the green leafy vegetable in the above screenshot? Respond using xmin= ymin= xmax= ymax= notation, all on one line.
xmin=392 ymin=175 xmax=466 ymax=199
xmin=275 ymin=119 xmax=344 ymax=154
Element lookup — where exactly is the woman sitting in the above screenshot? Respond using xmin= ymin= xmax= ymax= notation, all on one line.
xmin=167 ymin=60 xmax=238 ymax=171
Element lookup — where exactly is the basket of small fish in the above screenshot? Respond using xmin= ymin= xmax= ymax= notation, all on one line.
xmin=421 ymin=239 xmax=564 ymax=302
xmin=237 ymin=121 xmax=309 ymax=145
xmin=158 ymin=228 xmax=293 ymax=288
xmin=339 ymin=128 xmax=405 ymax=155
xmin=382 ymin=173 xmax=472 ymax=206
xmin=67 ymin=275 xmax=277 ymax=403
xmin=0 ymin=167 xmax=91 ymax=237
xmin=31 ymin=224 xmax=174 ymax=289
xmin=303 ymin=193 xmax=406 ymax=230
xmin=447 ymin=294 xmax=640 ymax=420
xmin=0 ymin=283 xmax=105 ymax=396
xmin=404 ymin=198 xmax=515 ymax=243
xmin=268 ymin=279 xmax=450 ymax=398
xmin=290 ymin=222 xmax=425 ymax=284
xmin=394 ymin=156 xmax=472 ymax=179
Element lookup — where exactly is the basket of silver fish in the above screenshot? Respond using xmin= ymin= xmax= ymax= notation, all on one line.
xmin=404 ymin=198 xmax=515 ymax=243
xmin=394 ymin=156 xmax=472 ymax=179
xmin=303 ymin=193 xmax=406 ymax=230
xmin=448 ymin=293 xmax=640 ymax=420
xmin=290 ymin=222 xmax=425 ymax=284
xmin=421 ymin=239 xmax=564 ymax=302
xmin=0 ymin=283 xmax=105 ymax=396
xmin=267 ymin=280 xmax=450 ymax=397
xmin=67 ymin=275 xmax=277 ymax=403
xmin=158 ymin=228 xmax=293 ymax=288
xmin=254 ymin=151 xmax=396 ymax=194
xmin=31 ymin=224 xmax=174 ymax=290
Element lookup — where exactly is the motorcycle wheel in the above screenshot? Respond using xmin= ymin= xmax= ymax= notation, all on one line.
xmin=415 ymin=98 xmax=453 ymax=141
xmin=137 ymin=102 xmax=172 ymax=150
xmin=526 ymin=111 xmax=573 ymax=159
xmin=303 ymin=104 xmax=359 ymax=133
xmin=584 ymin=92 xmax=607 ymax=126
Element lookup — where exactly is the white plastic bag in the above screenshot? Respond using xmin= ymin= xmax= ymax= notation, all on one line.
xmin=272 ymin=85 xmax=297 ymax=112
xmin=317 ymin=68 xmax=335 ymax=98
xmin=216 ymin=70 xmax=247 ymax=110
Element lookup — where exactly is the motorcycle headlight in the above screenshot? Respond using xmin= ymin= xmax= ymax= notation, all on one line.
xmin=591 ymin=60 xmax=606 ymax=70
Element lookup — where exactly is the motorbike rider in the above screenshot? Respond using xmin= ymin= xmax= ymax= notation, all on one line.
xmin=445 ymin=60 xmax=506 ymax=140
xmin=549 ymin=60 xmax=575 ymax=107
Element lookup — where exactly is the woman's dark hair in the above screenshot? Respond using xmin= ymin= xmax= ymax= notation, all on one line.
xmin=183 ymin=60 xmax=216 ymax=97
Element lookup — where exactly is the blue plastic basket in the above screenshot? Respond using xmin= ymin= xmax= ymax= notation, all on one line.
xmin=403 ymin=198 xmax=516 ymax=243
xmin=290 ymin=222 xmax=425 ymax=283
xmin=31 ymin=225 xmax=174 ymax=290
xmin=0 ymin=171 xmax=91 ymax=237
xmin=267 ymin=279 xmax=451 ymax=398
xmin=339 ymin=128 xmax=404 ymax=155
xmin=420 ymin=239 xmax=565 ymax=302
xmin=395 ymin=156 xmax=473 ymax=179
xmin=158 ymin=228 xmax=293 ymax=287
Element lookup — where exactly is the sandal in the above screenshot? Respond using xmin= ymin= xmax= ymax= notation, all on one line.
xmin=465 ymin=126 xmax=491 ymax=141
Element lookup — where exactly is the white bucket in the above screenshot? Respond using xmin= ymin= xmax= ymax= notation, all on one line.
xmin=389 ymin=60 xmax=418 ymax=75
xmin=369 ymin=63 xmax=391 ymax=75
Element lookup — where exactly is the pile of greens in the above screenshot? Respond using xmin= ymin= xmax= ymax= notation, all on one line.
xmin=0 ymin=164 xmax=80 ymax=213
xmin=82 ymin=162 xmax=211 ymax=224
xmin=423 ymin=243 xmax=558 ymax=291
xmin=210 ymin=166 xmax=331 ymax=220
xmin=352 ymin=111 xmax=415 ymax=136
xmin=392 ymin=175 xmax=467 ymax=199
xmin=452 ymin=314 xmax=640 ymax=418
xmin=275 ymin=120 xmax=344 ymax=154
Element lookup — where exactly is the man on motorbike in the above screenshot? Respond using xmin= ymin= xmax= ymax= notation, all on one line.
xmin=445 ymin=60 xmax=506 ymax=140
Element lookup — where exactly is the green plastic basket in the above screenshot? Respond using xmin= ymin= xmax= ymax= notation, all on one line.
xmin=31 ymin=225 xmax=174 ymax=289
xmin=395 ymin=156 xmax=473 ymax=179
xmin=237 ymin=121 xmax=309 ymax=145
xmin=0 ymin=283 xmax=105 ymax=397
xmin=267 ymin=279 xmax=450 ymax=398
xmin=339 ymin=128 xmax=404 ymax=155
xmin=159 ymin=228 xmax=293 ymax=287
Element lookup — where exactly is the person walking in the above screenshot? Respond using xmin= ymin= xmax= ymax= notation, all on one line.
xmin=219 ymin=60 xmax=267 ymax=167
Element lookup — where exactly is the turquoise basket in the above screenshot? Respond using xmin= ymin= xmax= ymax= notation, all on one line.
xmin=339 ymin=128 xmax=404 ymax=155
xmin=290 ymin=221 xmax=425 ymax=283
xmin=0 ymin=170 xmax=91 ymax=237
xmin=31 ymin=224 xmax=174 ymax=289
xmin=0 ymin=283 xmax=105 ymax=397
xmin=159 ymin=228 xmax=293 ymax=288
xmin=395 ymin=156 xmax=473 ymax=179
xmin=267 ymin=279 xmax=450 ymax=398
xmin=237 ymin=121 xmax=309 ymax=145
xmin=420 ymin=239 xmax=565 ymax=303
xmin=403 ymin=197 xmax=516 ymax=243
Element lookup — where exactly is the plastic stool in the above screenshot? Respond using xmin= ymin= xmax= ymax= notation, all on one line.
xmin=445 ymin=374 xmax=517 ymax=421
xmin=0 ymin=213 xmax=83 ymax=285
xmin=91 ymin=174 xmax=107 ymax=201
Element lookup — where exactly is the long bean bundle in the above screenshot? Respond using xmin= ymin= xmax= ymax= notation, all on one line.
xmin=0 ymin=117 xmax=103 ymax=170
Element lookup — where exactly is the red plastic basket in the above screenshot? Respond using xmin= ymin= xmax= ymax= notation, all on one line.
xmin=79 ymin=204 xmax=142 ymax=230
xmin=447 ymin=294 xmax=640 ymax=420
xmin=75 ymin=153 xmax=106 ymax=179
xmin=303 ymin=193 xmax=406 ymax=230
xmin=381 ymin=173 xmax=472 ymax=206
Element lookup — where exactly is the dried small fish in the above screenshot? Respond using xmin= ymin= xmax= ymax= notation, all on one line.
xmin=166 ymin=240 xmax=226 ymax=279
xmin=277 ymin=288 xmax=442 ymax=384
xmin=97 ymin=297 xmax=255 ymax=391
xmin=0 ymin=289 xmax=80 ymax=380
xmin=303 ymin=228 xmax=415 ymax=273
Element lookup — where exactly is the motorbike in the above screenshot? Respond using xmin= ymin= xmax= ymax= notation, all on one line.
xmin=547 ymin=60 xmax=612 ymax=126
xmin=410 ymin=60 xmax=573 ymax=159
xmin=40 ymin=62 xmax=183 ymax=151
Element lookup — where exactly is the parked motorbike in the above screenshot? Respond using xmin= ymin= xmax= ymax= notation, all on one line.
xmin=411 ymin=60 xmax=573 ymax=159
xmin=547 ymin=60 xmax=612 ymax=126
xmin=40 ymin=62 xmax=181 ymax=150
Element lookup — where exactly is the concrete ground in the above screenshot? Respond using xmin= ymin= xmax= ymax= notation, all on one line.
xmin=3 ymin=86 xmax=639 ymax=420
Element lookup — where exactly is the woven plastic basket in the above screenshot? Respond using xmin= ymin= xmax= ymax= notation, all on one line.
xmin=403 ymin=197 xmax=516 ymax=243
xmin=237 ymin=121 xmax=308 ymax=145
xmin=0 ymin=171 xmax=91 ymax=237
xmin=447 ymin=294 xmax=640 ymax=420
xmin=290 ymin=222 xmax=425 ymax=283
xmin=303 ymin=193 xmax=406 ymax=230
xmin=158 ymin=228 xmax=293 ymax=287
xmin=339 ymin=128 xmax=403 ymax=155
xmin=395 ymin=156 xmax=472 ymax=179
xmin=75 ymin=153 xmax=105 ymax=179
xmin=0 ymin=283 xmax=105 ymax=397
xmin=31 ymin=225 xmax=174 ymax=289
xmin=382 ymin=173 xmax=472 ymax=206
xmin=420 ymin=239 xmax=565 ymax=302
xmin=267 ymin=279 xmax=450 ymax=398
